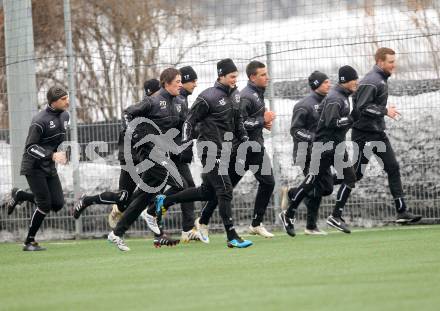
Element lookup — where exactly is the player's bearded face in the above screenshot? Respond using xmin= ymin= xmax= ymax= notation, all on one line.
xmin=52 ymin=95 xmax=69 ymax=110
xmin=380 ymin=54 xmax=396 ymax=75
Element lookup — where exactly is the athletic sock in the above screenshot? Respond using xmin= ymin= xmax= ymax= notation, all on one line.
xmin=305 ymin=194 xmax=322 ymax=230
xmin=394 ymin=197 xmax=407 ymax=213
xmin=332 ymin=184 xmax=352 ymax=218
xmin=25 ymin=209 xmax=46 ymax=244
xmin=251 ymin=214 xmax=263 ymax=227
xmin=286 ymin=187 xmax=306 ymax=218
xmin=84 ymin=191 xmax=126 ymax=207
xmin=199 ymin=212 xmax=210 ymax=225
xmin=83 ymin=195 xmax=99 ymax=207
xmin=225 ymin=224 xmax=239 ymax=241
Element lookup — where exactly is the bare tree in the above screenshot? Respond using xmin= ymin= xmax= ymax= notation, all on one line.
xmin=0 ymin=0 xmax=204 ymax=126
xmin=70 ymin=0 xmax=204 ymax=121
xmin=406 ymin=0 xmax=440 ymax=78
xmin=363 ymin=0 xmax=380 ymax=53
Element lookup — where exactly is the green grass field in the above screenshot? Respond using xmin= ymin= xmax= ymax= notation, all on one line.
xmin=0 ymin=225 xmax=439 ymax=311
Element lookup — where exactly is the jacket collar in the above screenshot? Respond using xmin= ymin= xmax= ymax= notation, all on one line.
xmin=373 ymin=65 xmax=391 ymax=80
xmin=179 ymin=87 xmax=191 ymax=99
xmin=311 ymin=90 xmax=326 ymax=102
xmin=334 ymin=84 xmax=353 ymax=97
xmin=247 ymin=81 xmax=265 ymax=98
xmin=159 ymin=88 xmax=176 ymax=101
xmin=215 ymin=81 xmax=237 ymax=96
xmin=46 ymin=104 xmax=64 ymax=114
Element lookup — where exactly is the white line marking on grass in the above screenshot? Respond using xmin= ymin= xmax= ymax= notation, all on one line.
xmin=239 ymin=225 xmax=437 ymax=238
xmin=49 ymin=242 xmax=80 ymax=245
xmin=348 ymin=225 xmax=436 ymax=234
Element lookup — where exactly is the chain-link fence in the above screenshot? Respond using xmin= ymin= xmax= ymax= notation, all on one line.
xmin=0 ymin=0 xmax=439 ymax=241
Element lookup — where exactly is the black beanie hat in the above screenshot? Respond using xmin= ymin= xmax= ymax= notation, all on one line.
xmin=143 ymin=79 xmax=160 ymax=96
xmin=308 ymin=71 xmax=329 ymax=90
xmin=47 ymin=86 xmax=68 ymax=104
xmin=217 ymin=58 xmax=238 ymax=77
xmin=180 ymin=66 xmax=198 ymax=83
xmin=338 ymin=65 xmax=358 ymax=83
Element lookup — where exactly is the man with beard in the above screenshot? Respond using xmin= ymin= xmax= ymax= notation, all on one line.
xmin=326 ymin=48 xmax=422 ymax=233
xmin=20 ymin=86 xmax=70 ymax=251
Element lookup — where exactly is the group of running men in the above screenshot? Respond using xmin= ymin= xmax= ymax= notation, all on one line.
xmin=4 ymin=47 xmax=422 ymax=251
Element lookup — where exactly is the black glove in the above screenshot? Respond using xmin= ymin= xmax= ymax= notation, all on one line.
xmin=179 ymin=148 xmax=193 ymax=163
xmin=131 ymin=147 xmax=144 ymax=165
xmin=336 ymin=115 xmax=354 ymax=128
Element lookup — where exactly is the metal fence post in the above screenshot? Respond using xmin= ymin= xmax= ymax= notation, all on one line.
xmin=64 ymin=0 xmax=82 ymax=237
xmin=265 ymin=41 xmax=282 ymax=224
xmin=3 ymin=0 xmax=38 ymax=190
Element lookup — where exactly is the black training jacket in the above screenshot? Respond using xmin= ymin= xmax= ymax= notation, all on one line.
xmin=123 ymin=88 xmax=185 ymax=158
xmin=173 ymin=87 xmax=193 ymax=162
xmin=315 ymin=84 xmax=353 ymax=144
xmin=290 ymin=91 xmax=326 ymax=160
xmin=20 ymin=105 xmax=70 ymax=176
xmin=238 ymin=81 xmax=266 ymax=148
xmin=352 ymin=65 xmax=390 ymax=133
xmin=290 ymin=91 xmax=325 ymax=142
xmin=182 ymin=81 xmax=248 ymax=159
